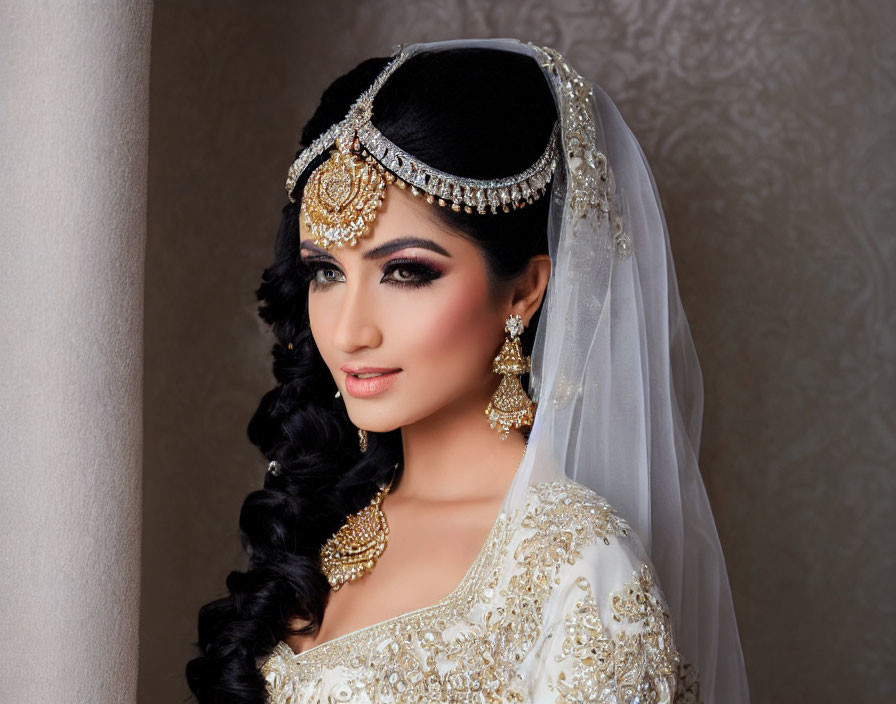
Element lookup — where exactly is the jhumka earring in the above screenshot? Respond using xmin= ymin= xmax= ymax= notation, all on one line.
xmin=485 ymin=313 xmax=536 ymax=439
xmin=335 ymin=389 xmax=369 ymax=453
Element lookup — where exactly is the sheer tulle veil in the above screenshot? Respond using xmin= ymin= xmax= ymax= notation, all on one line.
xmin=389 ymin=38 xmax=751 ymax=702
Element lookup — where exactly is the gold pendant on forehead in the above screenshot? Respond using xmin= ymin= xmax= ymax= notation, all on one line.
xmin=300 ymin=137 xmax=395 ymax=250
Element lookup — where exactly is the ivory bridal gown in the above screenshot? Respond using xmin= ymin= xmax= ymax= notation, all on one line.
xmin=259 ymin=479 xmax=700 ymax=703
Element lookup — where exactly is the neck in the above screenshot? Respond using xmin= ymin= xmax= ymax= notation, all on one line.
xmin=393 ymin=385 xmax=528 ymax=503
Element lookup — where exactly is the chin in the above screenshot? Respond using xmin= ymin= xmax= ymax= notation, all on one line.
xmin=345 ymin=406 xmax=409 ymax=434
xmin=343 ymin=395 xmax=431 ymax=434
xmin=350 ymin=389 xmax=474 ymax=435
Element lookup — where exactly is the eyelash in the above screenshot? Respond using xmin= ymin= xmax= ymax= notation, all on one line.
xmin=301 ymin=258 xmax=441 ymax=291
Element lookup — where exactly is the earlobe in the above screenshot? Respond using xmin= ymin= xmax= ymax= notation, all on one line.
xmin=511 ymin=254 xmax=552 ymax=324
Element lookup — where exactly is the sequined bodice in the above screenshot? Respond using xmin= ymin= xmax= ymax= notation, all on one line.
xmin=260 ymin=480 xmax=701 ymax=703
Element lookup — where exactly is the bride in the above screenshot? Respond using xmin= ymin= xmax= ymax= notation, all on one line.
xmin=186 ymin=38 xmax=750 ymax=703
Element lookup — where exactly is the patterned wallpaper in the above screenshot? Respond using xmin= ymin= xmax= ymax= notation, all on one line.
xmin=142 ymin=1 xmax=894 ymax=702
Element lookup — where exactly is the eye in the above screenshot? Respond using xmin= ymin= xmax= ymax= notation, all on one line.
xmin=381 ymin=259 xmax=442 ymax=289
xmin=300 ymin=257 xmax=442 ymax=291
xmin=302 ymin=260 xmax=345 ymax=290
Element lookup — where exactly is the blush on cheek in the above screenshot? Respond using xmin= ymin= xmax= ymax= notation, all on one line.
xmin=407 ymin=279 xmax=500 ymax=376
xmin=307 ymin=305 xmax=340 ymax=375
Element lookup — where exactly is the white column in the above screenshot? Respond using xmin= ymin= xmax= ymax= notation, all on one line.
xmin=0 ymin=2 xmax=152 ymax=701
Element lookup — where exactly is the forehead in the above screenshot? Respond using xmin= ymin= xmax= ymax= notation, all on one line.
xmin=299 ymin=184 xmax=470 ymax=256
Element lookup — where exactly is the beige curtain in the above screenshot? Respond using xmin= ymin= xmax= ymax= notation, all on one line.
xmin=0 ymin=1 xmax=152 ymax=702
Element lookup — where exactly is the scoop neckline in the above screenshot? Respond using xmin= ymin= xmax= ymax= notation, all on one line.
xmin=276 ymin=442 xmax=529 ymax=661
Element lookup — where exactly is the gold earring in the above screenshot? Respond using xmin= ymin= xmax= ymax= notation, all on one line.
xmin=484 ymin=313 xmax=536 ymax=439
xmin=358 ymin=428 xmax=368 ymax=452
xmin=334 ymin=389 xmax=367 ymax=452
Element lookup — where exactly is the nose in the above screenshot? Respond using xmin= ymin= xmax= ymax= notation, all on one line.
xmin=331 ymin=277 xmax=382 ymax=353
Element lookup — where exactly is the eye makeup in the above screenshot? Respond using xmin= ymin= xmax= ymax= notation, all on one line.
xmin=301 ymin=256 xmax=443 ymax=291
xmin=380 ymin=258 xmax=442 ymax=289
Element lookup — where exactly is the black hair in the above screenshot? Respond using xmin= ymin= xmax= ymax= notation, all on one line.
xmin=185 ymin=46 xmax=557 ymax=703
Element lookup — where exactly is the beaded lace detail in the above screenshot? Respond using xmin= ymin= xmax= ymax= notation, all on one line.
xmin=528 ymin=43 xmax=632 ymax=260
xmin=260 ymin=481 xmax=700 ymax=703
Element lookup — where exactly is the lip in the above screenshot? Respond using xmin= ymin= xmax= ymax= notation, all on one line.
xmin=344 ymin=369 xmax=401 ymax=398
xmin=341 ymin=365 xmax=401 ymax=374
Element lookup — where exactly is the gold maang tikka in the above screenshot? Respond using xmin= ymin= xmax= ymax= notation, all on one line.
xmin=300 ymin=134 xmax=396 ymax=251
xmin=485 ymin=313 xmax=536 ymax=439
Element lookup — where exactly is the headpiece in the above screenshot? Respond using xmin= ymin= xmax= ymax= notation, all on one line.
xmin=285 ymin=43 xmax=632 ymax=256
xmin=287 ymin=38 xmax=751 ymax=703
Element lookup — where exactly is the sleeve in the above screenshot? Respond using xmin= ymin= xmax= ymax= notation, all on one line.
xmin=524 ymin=532 xmax=683 ymax=703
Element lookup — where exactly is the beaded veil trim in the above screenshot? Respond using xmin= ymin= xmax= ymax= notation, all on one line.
xmin=528 ymin=44 xmax=632 ymax=259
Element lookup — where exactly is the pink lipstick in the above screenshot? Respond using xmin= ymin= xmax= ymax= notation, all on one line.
xmin=343 ymin=369 xmax=401 ymax=398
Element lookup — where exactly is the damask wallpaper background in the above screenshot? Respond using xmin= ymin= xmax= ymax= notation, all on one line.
xmin=141 ymin=1 xmax=894 ymax=702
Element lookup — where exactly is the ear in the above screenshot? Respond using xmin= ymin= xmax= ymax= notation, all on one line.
xmin=509 ymin=254 xmax=551 ymax=326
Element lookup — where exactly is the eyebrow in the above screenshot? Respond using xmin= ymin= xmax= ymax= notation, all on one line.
xmin=299 ymin=236 xmax=451 ymax=260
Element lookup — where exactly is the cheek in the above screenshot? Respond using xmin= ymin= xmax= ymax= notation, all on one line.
xmin=307 ymin=297 xmax=335 ymax=361
xmin=400 ymin=275 xmax=499 ymax=374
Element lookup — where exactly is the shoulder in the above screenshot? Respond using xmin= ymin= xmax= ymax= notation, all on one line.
xmin=518 ymin=482 xmax=683 ymax=701
xmin=519 ymin=478 xmax=637 ymax=553
xmin=521 ymin=480 xmax=660 ymax=600
xmin=518 ymin=479 xmax=674 ymax=642
xmin=512 ymin=478 xmax=660 ymax=605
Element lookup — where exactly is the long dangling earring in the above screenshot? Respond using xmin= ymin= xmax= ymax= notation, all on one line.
xmin=335 ymin=389 xmax=369 ymax=453
xmin=485 ymin=313 xmax=536 ymax=439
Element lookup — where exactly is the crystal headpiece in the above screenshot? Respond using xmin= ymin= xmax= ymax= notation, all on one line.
xmin=286 ymin=42 xmax=631 ymax=258
xmin=285 ymin=47 xmax=557 ymax=250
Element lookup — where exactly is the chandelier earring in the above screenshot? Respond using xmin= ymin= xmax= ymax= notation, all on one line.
xmin=484 ymin=313 xmax=536 ymax=439
xmin=334 ymin=388 xmax=369 ymax=452
xmin=358 ymin=429 xmax=368 ymax=453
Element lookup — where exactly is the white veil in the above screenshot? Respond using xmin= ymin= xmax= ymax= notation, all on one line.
xmin=394 ymin=38 xmax=751 ymax=703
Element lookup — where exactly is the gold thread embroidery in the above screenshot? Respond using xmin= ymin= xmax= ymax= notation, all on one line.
xmin=552 ymin=567 xmax=703 ymax=704
xmin=260 ymin=481 xmax=698 ymax=703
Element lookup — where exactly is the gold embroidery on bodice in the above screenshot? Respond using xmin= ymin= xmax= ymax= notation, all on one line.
xmin=260 ymin=481 xmax=701 ymax=703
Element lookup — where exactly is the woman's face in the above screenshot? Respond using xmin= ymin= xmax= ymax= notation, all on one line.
xmin=299 ymin=185 xmax=511 ymax=433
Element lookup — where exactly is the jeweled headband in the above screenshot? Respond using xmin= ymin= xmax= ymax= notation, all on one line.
xmin=286 ymin=42 xmax=631 ymax=259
